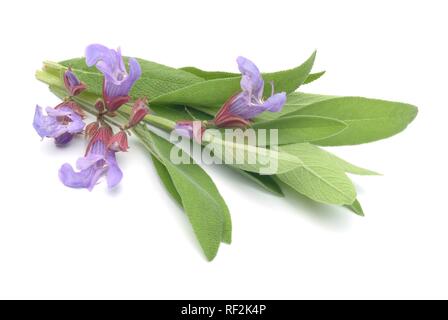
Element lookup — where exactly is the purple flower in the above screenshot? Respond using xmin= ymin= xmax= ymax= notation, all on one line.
xmin=85 ymin=44 xmax=141 ymax=111
xmin=58 ymin=127 xmax=123 ymax=190
xmin=33 ymin=104 xmax=85 ymax=146
xmin=64 ymin=68 xmax=86 ymax=96
xmin=214 ymin=57 xmax=286 ymax=127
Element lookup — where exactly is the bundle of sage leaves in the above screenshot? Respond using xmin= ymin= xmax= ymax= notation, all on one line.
xmin=34 ymin=44 xmax=417 ymax=260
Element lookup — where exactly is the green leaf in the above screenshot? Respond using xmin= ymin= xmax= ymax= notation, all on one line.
xmin=179 ymin=67 xmax=237 ymax=80
xmin=135 ymin=127 xmax=231 ymax=261
xmin=151 ymin=52 xmax=316 ymax=108
xmin=150 ymin=154 xmax=183 ymax=205
xmin=276 ymin=143 xmax=357 ymax=205
xmin=252 ymin=115 xmax=348 ymax=145
xmin=323 ymin=150 xmax=380 ymax=176
xmin=201 ymin=131 xmax=302 ymax=175
xmin=345 ymin=199 xmax=364 ymax=216
xmin=236 ymin=170 xmax=284 ymax=196
xmin=180 ymin=65 xmax=325 ymax=84
xmin=285 ymin=96 xmax=418 ymax=146
xmin=303 ymin=71 xmax=326 ymax=84
xmin=150 ymin=104 xmax=212 ymax=122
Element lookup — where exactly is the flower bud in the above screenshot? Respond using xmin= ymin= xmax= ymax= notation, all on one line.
xmin=128 ymin=98 xmax=149 ymax=127
xmin=108 ymin=131 xmax=129 ymax=152
xmin=63 ymin=68 xmax=86 ymax=96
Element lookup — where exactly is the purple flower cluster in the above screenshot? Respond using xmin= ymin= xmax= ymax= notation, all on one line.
xmin=174 ymin=57 xmax=286 ymax=139
xmin=33 ymin=44 xmax=149 ymax=191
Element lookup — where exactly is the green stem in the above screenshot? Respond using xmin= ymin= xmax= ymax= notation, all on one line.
xmin=142 ymin=114 xmax=175 ymax=131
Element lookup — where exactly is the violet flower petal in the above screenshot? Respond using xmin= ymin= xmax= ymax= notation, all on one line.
xmin=237 ymin=56 xmax=264 ymax=99
xmin=106 ymin=151 xmax=123 ymax=188
xmin=54 ymin=132 xmax=74 ymax=146
xmin=33 ymin=105 xmax=58 ymax=137
xmin=259 ymin=92 xmax=287 ymax=113
xmin=59 ymin=163 xmax=106 ymax=191
xmin=85 ymin=44 xmax=142 ymax=98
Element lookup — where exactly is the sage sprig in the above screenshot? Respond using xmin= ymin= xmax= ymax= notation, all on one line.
xmin=34 ymin=44 xmax=418 ymax=261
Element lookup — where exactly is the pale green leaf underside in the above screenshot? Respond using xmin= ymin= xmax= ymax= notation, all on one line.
xmin=345 ymin=199 xmax=365 ymax=216
xmin=276 ymin=143 xmax=357 ymax=205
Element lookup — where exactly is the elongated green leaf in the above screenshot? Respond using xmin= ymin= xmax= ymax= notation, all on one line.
xmin=150 ymin=104 xmax=212 ymax=122
xmin=252 ymin=115 xmax=347 ymax=145
xmin=303 ymin=71 xmax=326 ymax=84
xmin=150 ymin=154 xmax=183 ymax=205
xmin=180 ymin=66 xmax=325 ymax=84
xmin=201 ymin=131 xmax=302 ymax=175
xmin=152 ymin=52 xmax=316 ymax=108
xmin=345 ymin=199 xmax=364 ymax=216
xmin=277 ymin=143 xmax=357 ymax=205
xmin=285 ymin=96 xmax=418 ymax=146
xmin=323 ymin=150 xmax=380 ymax=176
xmin=179 ymin=67 xmax=237 ymax=80
xmin=135 ymin=127 xmax=231 ymax=260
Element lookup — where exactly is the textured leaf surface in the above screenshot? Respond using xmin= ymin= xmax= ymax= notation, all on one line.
xmin=277 ymin=143 xmax=357 ymax=205
xmin=252 ymin=115 xmax=347 ymax=145
xmin=151 ymin=52 xmax=316 ymax=108
xmin=135 ymin=127 xmax=231 ymax=261
xmin=323 ymin=150 xmax=380 ymax=176
xmin=285 ymin=96 xmax=418 ymax=146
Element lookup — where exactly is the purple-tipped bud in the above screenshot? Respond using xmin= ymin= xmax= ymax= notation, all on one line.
xmin=64 ymin=68 xmax=87 ymax=96
xmin=128 ymin=97 xmax=149 ymax=127
xmin=108 ymin=131 xmax=129 ymax=152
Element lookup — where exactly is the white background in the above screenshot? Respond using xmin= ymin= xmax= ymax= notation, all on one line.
xmin=0 ymin=0 xmax=447 ymax=299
